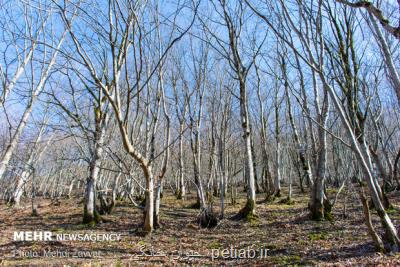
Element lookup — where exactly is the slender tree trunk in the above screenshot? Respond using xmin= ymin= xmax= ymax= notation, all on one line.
xmin=239 ymin=80 xmax=257 ymax=216
xmin=218 ymin=124 xmax=227 ymax=219
xmin=251 ymin=137 xmax=260 ymax=194
xmin=154 ymin=177 xmax=162 ymax=228
xmin=111 ymin=170 xmax=121 ymax=206
xmin=190 ymin=91 xmax=206 ymax=209
xmin=10 ymin=118 xmax=49 ymax=206
xmin=219 ymin=163 xmax=225 ymax=219
xmin=0 ymin=100 xmax=34 ymax=180
xmin=274 ymin=93 xmax=282 ymax=197
xmin=285 ymin=78 xmax=313 ymax=188
xmin=288 ymin=174 xmax=292 ymax=200
xmin=370 ymin=16 xmax=400 ymax=106
xmin=321 ymin=76 xmax=400 ymax=250
xmin=220 ymin=2 xmax=256 ymax=218
xmin=0 ymin=29 xmax=67 ymax=180
xmin=83 ymin=117 xmax=105 ymax=224
xmin=177 ymin=122 xmax=186 ymax=199
xmin=12 ymin=175 xmax=26 ymax=207
xmin=68 ymin=178 xmax=75 ymax=199
xmin=144 ymin=171 xmax=154 ymax=232
xmin=358 ymin=182 xmax=385 ymax=252
xmin=310 ymin=90 xmax=330 ymax=220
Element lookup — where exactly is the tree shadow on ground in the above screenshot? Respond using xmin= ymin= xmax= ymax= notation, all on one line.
xmin=303 ymin=242 xmax=377 ymax=262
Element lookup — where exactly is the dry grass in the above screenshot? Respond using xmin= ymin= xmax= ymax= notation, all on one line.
xmin=1 ymin=186 xmax=400 ymax=266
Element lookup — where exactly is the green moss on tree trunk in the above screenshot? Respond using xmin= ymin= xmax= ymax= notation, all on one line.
xmin=310 ymin=199 xmax=333 ymax=222
xmin=310 ymin=202 xmax=324 ymax=221
xmin=237 ymin=199 xmax=258 ymax=222
xmin=83 ymin=205 xmax=101 ymax=226
xmin=176 ymin=189 xmax=183 ymax=200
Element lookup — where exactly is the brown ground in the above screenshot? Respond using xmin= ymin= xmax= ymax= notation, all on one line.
xmin=1 ymin=186 xmax=400 ymax=266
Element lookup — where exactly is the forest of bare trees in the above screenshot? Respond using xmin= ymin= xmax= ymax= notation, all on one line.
xmin=1 ymin=0 xmax=400 ymax=265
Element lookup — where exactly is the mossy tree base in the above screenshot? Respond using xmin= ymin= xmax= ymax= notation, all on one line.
xmin=8 ymin=198 xmax=17 ymax=206
xmin=31 ymin=208 xmax=39 ymax=217
xmin=265 ymin=191 xmax=275 ymax=202
xmin=310 ymin=206 xmax=324 ymax=221
xmin=324 ymin=200 xmax=333 ymax=222
xmin=143 ymin=223 xmax=153 ymax=236
xmin=213 ymin=189 xmax=219 ymax=197
xmin=176 ymin=189 xmax=183 ymax=200
xmin=83 ymin=206 xmax=101 ymax=226
xmin=153 ymin=212 xmax=163 ymax=229
xmin=279 ymin=197 xmax=295 ymax=205
xmin=98 ymin=195 xmax=115 ymax=215
xmin=377 ymin=208 xmax=400 ymax=250
xmin=310 ymin=199 xmax=333 ymax=222
xmin=368 ymin=197 xmax=393 ymax=211
xmin=198 ymin=208 xmax=218 ymax=228
xmin=382 ymin=192 xmax=392 ymax=210
xmin=98 ymin=204 xmax=114 ymax=215
xmin=235 ymin=199 xmax=258 ymax=222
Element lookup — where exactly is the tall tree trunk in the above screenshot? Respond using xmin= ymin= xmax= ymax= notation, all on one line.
xmin=0 ymin=28 xmax=67 ymax=180
xmin=154 ymin=177 xmax=162 ymax=228
xmin=274 ymin=91 xmax=282 ymax=197
xmin=177 ymin=122 xmax=186 ymax=199
xmin=144 ymin=171 xmax=154 ymax=233
xmin=12 ymin=175 xmax=27 ymax=207
xmin=251 ymin=136 xmax=260 ymax=194
xmin=321 ymin=75 xmax=400 ymax=250
xmin=238 ymin=77 xmax=257 ymax=217
xmin=10 ymin=117 xmax=49 ymax=206
xmin=285 ymin=75 xmax=313 ymax=189
xmin=369 ymin=16 xmax=400 ymax=106
xmin=0 ymin=100 xmax=34 ymax=180
xmin=310 ymin=89 xmax=330 ymax=220
xmin=83 ymin=116 xmax=105 ymax=225
xmin=358 ymin=182 xmax=385 ymax=252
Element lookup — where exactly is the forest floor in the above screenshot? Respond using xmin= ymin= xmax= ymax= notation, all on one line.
xmin=1 ymin=186 xmax=400 ymax=266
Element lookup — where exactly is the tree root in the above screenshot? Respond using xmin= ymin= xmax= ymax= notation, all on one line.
xmin=197 ymin=208 xmax=218 ymax=228
xmin=234 ymin=199 xmax=258 ymax=223
xmin=83 ymin=206 xmax=101 ymax=226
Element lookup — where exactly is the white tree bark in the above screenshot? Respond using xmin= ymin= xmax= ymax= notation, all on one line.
xmin=369 ymin=15 xmax=400 ymax=106
xmin=83 ymin=114 xmax=106 ymax=224
xmin=0 ymin=28 xmax=68 ymax=180
xmin=11 ymin=118 xmax=50 ymax=206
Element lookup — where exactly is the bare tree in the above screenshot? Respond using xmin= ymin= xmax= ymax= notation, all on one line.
xmin=335 ymin=0 xmax=400 ymax=40
xmin=0 ymin=2 xmax=74 ymax=181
